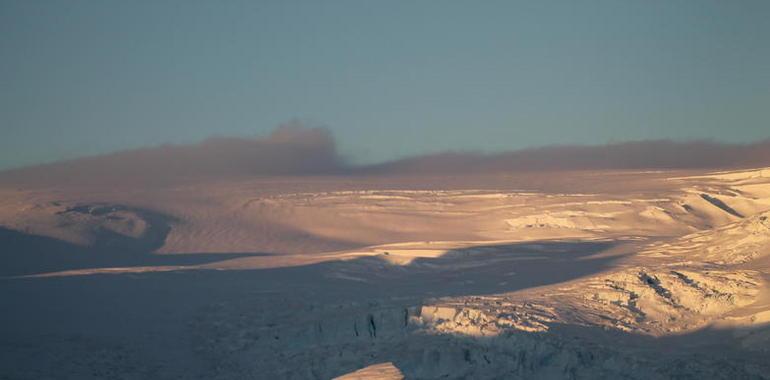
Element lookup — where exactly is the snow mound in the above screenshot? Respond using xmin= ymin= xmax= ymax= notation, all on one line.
xmin=334 ymin=362 xmax=405 ymax=380
xmin=643 ymin=210 xmax=770 ymax=264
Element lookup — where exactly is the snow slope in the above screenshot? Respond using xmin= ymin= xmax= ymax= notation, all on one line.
xmin=1 ymin=167 xmax=770 ymax=379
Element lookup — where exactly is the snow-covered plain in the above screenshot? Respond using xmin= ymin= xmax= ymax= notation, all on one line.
xmin=1 ymin=168 xmax=770 ymax=379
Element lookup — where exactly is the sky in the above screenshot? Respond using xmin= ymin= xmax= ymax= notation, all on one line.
xmin=1 ymin=0 xmax=769 ymax=170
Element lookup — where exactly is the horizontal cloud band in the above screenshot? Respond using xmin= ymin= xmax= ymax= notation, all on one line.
xmin=2 ymin=123 xmax=769 ymax=186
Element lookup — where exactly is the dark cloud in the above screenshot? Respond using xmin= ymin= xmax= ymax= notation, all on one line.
xmin=0 ymin=122 xmax=345 ymax=187
xmin=2 ymin=123 xmax=770 ymax=188
xmin=362 ymin=140 xmax=770 ymax=175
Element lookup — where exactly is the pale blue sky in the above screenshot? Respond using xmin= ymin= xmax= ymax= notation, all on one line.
xmin=1 ymin=0 xmax=769 ymax=170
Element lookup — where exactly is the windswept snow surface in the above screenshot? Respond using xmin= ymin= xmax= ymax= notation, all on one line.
xmin=1 ymin=168 xmax=770 ymax=379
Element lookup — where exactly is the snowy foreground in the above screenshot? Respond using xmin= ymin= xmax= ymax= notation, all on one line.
xmin=1 ymin=168 xmax=770 ymax=379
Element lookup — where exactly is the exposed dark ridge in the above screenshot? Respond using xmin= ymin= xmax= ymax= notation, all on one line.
xmin=700 ymin=194 xmax=744 ymax=218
